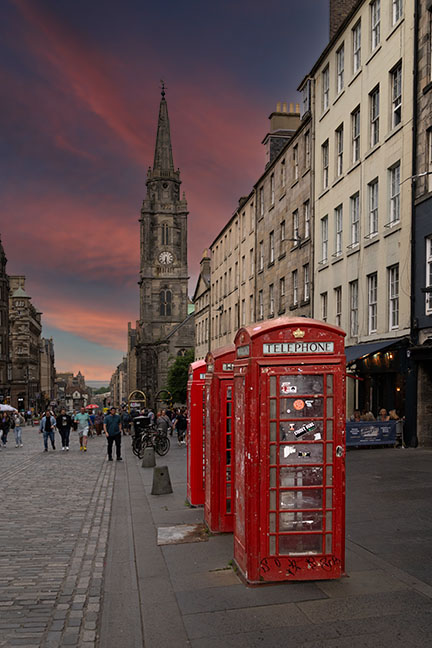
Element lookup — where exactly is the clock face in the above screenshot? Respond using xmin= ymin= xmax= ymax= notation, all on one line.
xmin=158 ymin=251 xmax=174 ymax=265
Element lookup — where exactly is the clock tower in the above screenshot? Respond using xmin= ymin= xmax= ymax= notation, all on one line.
xmin=132 ymin=88 xmax=194 ymax=403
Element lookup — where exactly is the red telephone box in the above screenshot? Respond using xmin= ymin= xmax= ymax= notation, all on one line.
xmin=187 ymin=359 xmax=207 ymax=507
xmin=233 ymin=317 xmax=346 ymax=584
xmin=204 ymin=345 xmax=235 ymax=533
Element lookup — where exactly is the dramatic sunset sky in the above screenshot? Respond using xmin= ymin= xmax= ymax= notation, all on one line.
xmin=1 ymin=0 xmax=329 ymax=380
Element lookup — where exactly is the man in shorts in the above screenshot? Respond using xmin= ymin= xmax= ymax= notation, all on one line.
xmin=74 ymin=407 xmax=91 ymax=451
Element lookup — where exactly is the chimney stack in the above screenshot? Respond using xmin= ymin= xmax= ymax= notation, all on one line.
xmin=329 ymin=0 xmax=359 ymax=40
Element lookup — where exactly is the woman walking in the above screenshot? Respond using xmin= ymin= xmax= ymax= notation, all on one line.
xmin=56 ymin=409 xmax=73 ymax=450
xmin=13 ymin=412 xmax=24 ymax=447
xmin=1 ymin=414 xmax=11 ymax=447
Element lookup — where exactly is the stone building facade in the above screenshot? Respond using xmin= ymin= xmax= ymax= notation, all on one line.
xmin=0 ymin=237 xmax=10 ymax=402
xmin=9 ymin=276 xmax=42 ymax=411
xmin=411 ymin=0 xmax=432 ymax=445
xmin=299 ymin=0 xmax=414 ymax=425
xmin=110 ymin=356 xmax=128 ymax=406
xmin=192 ymin=252 xmax=211 ymax=361
xmin=40 ymin=337 xmax=56 ymax=407
xmin=128 ymin=90 xmax=194 ymax=405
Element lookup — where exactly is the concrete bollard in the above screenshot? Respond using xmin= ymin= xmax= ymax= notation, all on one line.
xmin=151 ymin=465 xmax=173 ymax=495
xmin=141 ymin=447 xmax=156 ymax=468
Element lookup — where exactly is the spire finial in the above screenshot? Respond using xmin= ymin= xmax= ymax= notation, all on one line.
xmin=160 ymin=79 xmax=166 ymax=98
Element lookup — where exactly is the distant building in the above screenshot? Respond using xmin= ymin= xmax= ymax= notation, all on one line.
xmin=110 ymin=357 xmax=128 ymax=406
xmin=192 ymin=251 xmax=211 ymax=360
xmin=40 ymin=337 xmax=56 ymax=407
xmin=127 ymin=89 xmax=194 ymax=405
xmin=56 ymin=371 xmax=91 ymax=411
xmin=8 ymin=276 xmax=42 ymax=411
xmin=0 ymin=236 xmax=10 ymax=403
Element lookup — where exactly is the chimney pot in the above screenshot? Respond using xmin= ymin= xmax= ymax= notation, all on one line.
xmin=296 ymin=103 xmax=300 ymax=113
xmin=282 ymin=102 xmax=287 ymax=113
xmin=289 ymin=102 xmax=294 ymax=113
xmin=276 ymin=101 xmax=281 ymax=112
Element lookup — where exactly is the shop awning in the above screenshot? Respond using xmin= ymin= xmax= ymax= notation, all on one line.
xmin=345 ymin=338 xmax=405 ymax=364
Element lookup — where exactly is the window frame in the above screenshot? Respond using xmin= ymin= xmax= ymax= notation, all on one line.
xmin=368 ymin=272 xmax=378 ymax=334
xmin=388 ymin=264 xmax=399 ymax=330
xmin=392 ymin=0 xmax=403 ymax=26
xmin=350 ymin=280 xmax=359 ymax=336
xmin=352 ymin=21 xmax=361 ymax=74
xmin=371 ymin=0 xmax=380 ymax=51
xmin=336 ymin=124 xmax=344 ymax=176
xmin=335 ymin=204 xmax=343 ymax=256
xmin=322 ymin=65 xmax=330 ymax=112
xmin=336 ymin=44 xmax=344 ymax=94
xmin=350 ymin=193 xmax=360 ymax=246
xmin=292 ymin=270 xmax=298 ymax=306
xmin=368 ymin=179 xmax=379 ymax=236
xmin=426 ymin=237 xmax=432 ymax=314
xmin=322 ymin=139 xmax=329 ymax=189
xmin=391 ymin=62 xmax=402 ymax=128
xmin=335 ymin=286 xmax=342 ymax=327
xmin=370 ymin=85 xmax=380 ymax=147
xmin=321 ymin=215 xmax=329 ymax=263
xmin=389 ymin=162 xmax=401 ymax=224
xmin=352 ymin=107 xmax=360 ymax=164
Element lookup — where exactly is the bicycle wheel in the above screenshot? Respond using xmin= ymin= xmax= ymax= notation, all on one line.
xmin=154 ymin=435 xmax=170 ymax=456
xmin=132 ymin=436 xmax=140 ymax=457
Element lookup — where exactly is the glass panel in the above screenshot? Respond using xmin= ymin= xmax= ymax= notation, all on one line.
xmin=270 ymin=467 xmax=277 ymax=487
xmin=280 ymin=489 xmax=323 ymax=510
xmin=270 ymin=445 xmax=277 ymax=464
xmin=226 ymin=402 xmax=232 ymax=417
xmin=269 ymin=513 xmax=276 ymax=532
xmin=326 ymin=465 xmax=333 ymax=485
xmin=226 ymin=483 xmax=231 ymax=498
xmin=280 ymin=375 xmax=323 ymax=395
xmin=326 ymin=419 xmax=333 ymax=440
xmin=226 ymin=467 xmax=231 ymax=481
xmin=326 ymin=488 xmax=333 ymax=508
xmin=280 ymin=420 xmax=323 ymax=442
xmin=326 ymin=510 xmax=332 ymax=531
xmin=270 ymin=490 xmax=276 ymax=509
xmin=279 ymin=534 xmax=322 ymax=555
xmin=327 ymin=397 xmax=333 ymax=416
xmin=280 ymin=397 xmax=323 ymax=419
xmin=280 ymin=466 xmax=323 ymax=488
xmin=326 ymin=534 xmax=333 ymax=554
xmin=280 ymin=443 xmax=323 ymax=465
xmin=226 ymin=418 xmax=232 ymax=433
xmin=270 ymin=375 xmax=277 ymax=397
xmin=270 ymin=399 xmax=277 ymax=419
xmin=270 ymin=421 xmax=277 ymax=442
xmin=326 ymin=374 xmax=333 ymax=394
xmin=269 ymin=535 xmax=276 ymax=555
xmin=326 ymin=444 xmax=333 ymax=463
xmin=280 ymin=511 xmax=323 ymax=531
xmin=226 ymin=500 xmax=231 ymax=513
xmin=227 ymin=387 xmax=232 ymax=399
xmin=226 ymin=435 xmax=231 ymax=449
xmin=226 ymin=450 xmax=231 ymax=465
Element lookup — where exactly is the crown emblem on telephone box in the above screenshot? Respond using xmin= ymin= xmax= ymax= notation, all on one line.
xmin=293 ymin=328 xmax=305 ymax=339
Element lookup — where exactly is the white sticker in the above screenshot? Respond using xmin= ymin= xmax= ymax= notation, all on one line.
xmin=281 ymin=382 xmax=297 ymax=394
xmin=305 ymin=400 xmax=314 ymax=407
xmin=284 ymin=446 xmax=296 ymax=458
xmin=314 ymin=433 xmax=322 ymax=440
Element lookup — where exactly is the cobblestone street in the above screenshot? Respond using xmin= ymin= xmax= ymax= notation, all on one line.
xmin=0 ymin=426 xmax=115 ymax=647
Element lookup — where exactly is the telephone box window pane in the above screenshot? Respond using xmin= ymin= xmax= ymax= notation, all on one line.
xmin=280 ymin=511 xmax=323 ymax=532
xmin=226 ymin=500 xmax=231 ymax=513
xmin=226 ymin=467 xmax=231 ymax=481
xmin=279 ymin=534 xmax=322 ymax=555
xmin=326 ymin=374 xmax=334 ymax=393
xmin=270 ymin=445 xmax=277 ymax=464
xmin=326 ymin=465 xmax=333 ymax=485
xmin=270 ymin=467 xmax=277 ymax=487
xmin=270 ymin=421 xmax=277 ymax=441
xmin=326 ymin=488 xmax=333 ymax=508
xmin=326 ymin=444 xmax=333 ymax=463
xmin=280 ymin=375 xmax=323 ymax=395
xmin=280 ymin=420 xmax=323 ymax=441
xmin=280 ymin=443 xmax=323 ymax=465
xmin=270 ymin=490 xmax=277 ymax=509
xmin=226 ymin=402 xmax=232 ymax=417
xmin=270 ymin=513 xmax=276 ymax=532
xmin=270 ymin=375 xmax=277 ymax=397
xmin=226 ymin=418 xmax=231 ymax=434
xmin=280 ymin=397 xmax=324 ymax=418
xmin=326 ymin=511 xmax=333 ymax=531
xmin=270 ymin=399 xmax=277 ymax=419
xmin=326 ymin=420 xmax=333 ymax=440
xmin=327 ymin=397 xmax=333 ymax=416
xmin=280 ymin=466 xmax=323 ymax=487
xmin=270 ymin=536 xmax=276 ymax=554
xmin=226 ymin=435 xmax=231 ymax=449
xmin=227 ymin=387 xmax=232 ymax=399
xmin=280 ymin=489 xmax=323 ymax=510
xmin=226 ymin=450 xmax=231 ymax=465
xmin=226 ymin=483 xmax=231 ymax=498
xmin=326 ymin=534 xmax=333 ymax=554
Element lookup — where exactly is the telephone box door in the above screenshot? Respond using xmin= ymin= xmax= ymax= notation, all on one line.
xmin=259 ymin=365 xmax=345 ymax=581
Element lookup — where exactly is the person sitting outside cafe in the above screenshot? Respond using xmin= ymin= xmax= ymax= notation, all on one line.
xmin=377 ymin=408 xmax=390 ymax=422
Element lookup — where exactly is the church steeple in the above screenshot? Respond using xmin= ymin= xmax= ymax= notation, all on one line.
xmin=153 ymin=83 xmax=175 ymax=175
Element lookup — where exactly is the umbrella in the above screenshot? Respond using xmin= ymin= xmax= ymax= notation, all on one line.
xmin=85 ymin=404 xmax=99 ymax=409
xmin=0 ymin=404 xmax=18 ymax=412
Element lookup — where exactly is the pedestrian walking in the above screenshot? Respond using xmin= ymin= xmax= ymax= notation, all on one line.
xmin=74 ymin=407 xmax=91 ymax=452
xmin=94 ymin=411 xmax=104 ymax=436
xmin=40 ymin=409 xmax=56 ymax=451
xmin=156 ymin=410 xmax=172 ymax=436
xmin=120 ymin=409 xmax=131 ymax=435
xmin=13 ymin=412 xmax=24 ymax=447
xmin=56 ymin=409 xmax=73 ymax=450
xmin=174 ymin=408 xmax=187 ymax=446
xmin=103 ymin=406 xmax=123 ymax=461
xmin=1 ymin=414 xmax=11 ymax=447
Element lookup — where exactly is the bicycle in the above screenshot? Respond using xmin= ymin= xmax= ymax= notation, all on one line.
xmin=131 ymin=418 xmax=170 ymax=458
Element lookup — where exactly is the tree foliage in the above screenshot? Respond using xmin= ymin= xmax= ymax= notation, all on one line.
xmin=166 ymin=349 xmax=194 ymax=404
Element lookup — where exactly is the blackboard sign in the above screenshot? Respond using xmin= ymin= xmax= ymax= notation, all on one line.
xmin=346 ymin=420 xmax=398 ymax=446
